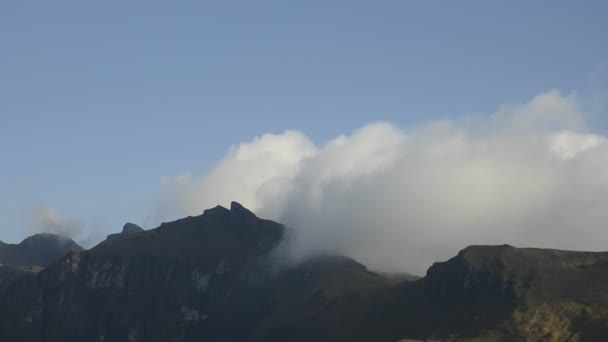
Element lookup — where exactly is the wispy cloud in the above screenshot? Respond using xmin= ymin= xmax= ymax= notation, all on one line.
xmin=30 ymin=206 xmax=82 ymax=238
xmin=28 ymin=206 xmax=104 ymax=247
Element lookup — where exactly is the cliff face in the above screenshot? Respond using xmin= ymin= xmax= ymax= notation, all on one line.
xmin=0 ymin=204 xmax=607 ymax=342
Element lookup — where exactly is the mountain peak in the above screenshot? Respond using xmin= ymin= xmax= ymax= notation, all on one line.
xmin=229 ymin=201 xmax=256 ymax=221
xmin=229 ymin=201 xmax=247 ymax=211
xmin=93 ymin=202 xmax=284 ymax=264
xmin=20 ymin=233 xmax=81 ymax=249
xmin=201 ymin=202 xmax=257 ymax=223
xmin=202 ymin=205 xmax=230 ymax=218
xmin=0 ymin=233 xmax=82 ymax=268
xmin=105 ymin=223 xmax=144 ymax=242
xmin=121 ymin=222 xmax=143 ymax=234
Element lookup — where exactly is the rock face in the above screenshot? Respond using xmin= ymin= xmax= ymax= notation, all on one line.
xmin=0 ymin=204 xmax=607 ymax=341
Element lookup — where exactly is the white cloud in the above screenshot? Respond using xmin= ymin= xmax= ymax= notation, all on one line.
xmin=155 ymin=90 xmax=608 ymax=274
xmin=548 ymin=130 xmax=605 ymax=160
xmin=157 ymin=131 xmax=316 ymax=220
xmin=495 ymin=90 xmax=585 ymax=131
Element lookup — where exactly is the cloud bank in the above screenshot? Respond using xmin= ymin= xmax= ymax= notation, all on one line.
xmin=157 ymin=90 xmax=608 ymax=274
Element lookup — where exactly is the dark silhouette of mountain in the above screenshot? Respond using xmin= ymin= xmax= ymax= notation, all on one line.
xmin=0 ymin=203 xmax=607 ymax=341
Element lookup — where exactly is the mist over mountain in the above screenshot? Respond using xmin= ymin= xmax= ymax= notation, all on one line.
xmin=0 ymin=203 xmax=606 ymax=341
xmin=155 ymin=91 xmax=608 ymax=274
xmin=16 ymin=92 xmax=608 ymax=276
xmin=0 ymin=233 xmax=82 ymax=292
xmin=0 ymin=233 xmax=82 ymax=268
xmin=29 ymin=207 xmax=83 ymax=241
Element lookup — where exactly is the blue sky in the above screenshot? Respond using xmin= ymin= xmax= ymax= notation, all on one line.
xmin=1 ymin=1 xmax=607 ymax=244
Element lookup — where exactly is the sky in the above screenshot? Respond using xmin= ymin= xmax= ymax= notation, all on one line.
xmin=1 ymin=1 xmax=608 ymax=271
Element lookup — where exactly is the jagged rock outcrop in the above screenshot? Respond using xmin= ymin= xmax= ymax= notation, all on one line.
xmin=105 ymin=222 xmax=144 ymax=241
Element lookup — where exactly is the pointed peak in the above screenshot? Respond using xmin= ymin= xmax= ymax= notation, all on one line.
xmin=122 ymin=223 xmax=144 ymax=234
xmin=230 ymin=201 xmax=256 ymax=219
xmin=105 ymin=223 xmax=144 ymax=242
xmin=230 ymin=201 xmax=247 ymax=211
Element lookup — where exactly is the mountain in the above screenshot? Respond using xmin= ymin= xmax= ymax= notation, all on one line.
xmin=0 ymin=234 xmax=82 ymax=291
xmin=0 ymin=203 xmax=607 ymax=341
